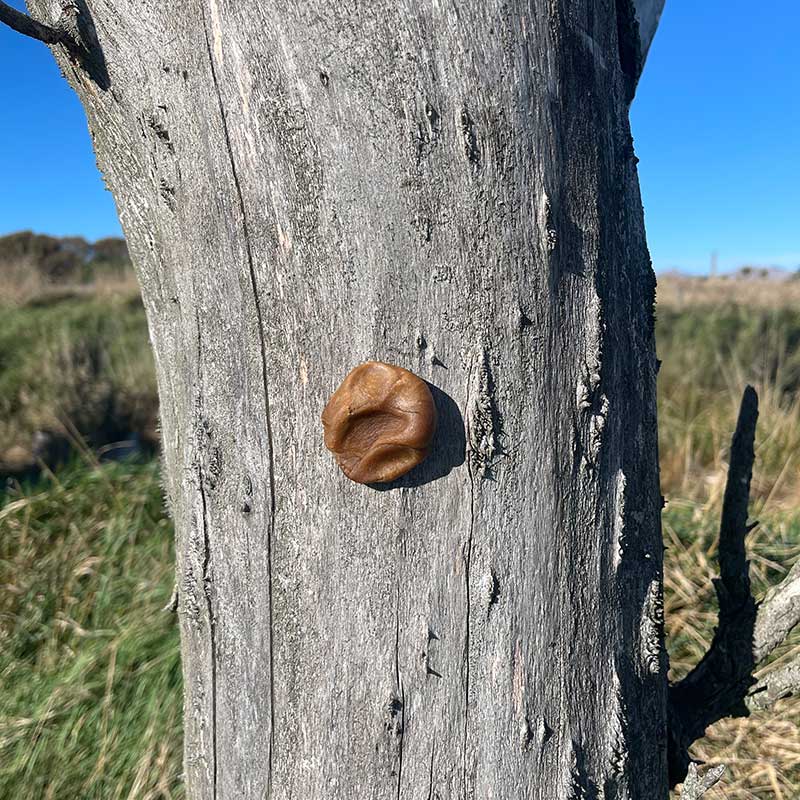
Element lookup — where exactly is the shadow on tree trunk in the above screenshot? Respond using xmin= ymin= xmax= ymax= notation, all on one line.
xmin=370 ymin=382 xmax=466 ymax=490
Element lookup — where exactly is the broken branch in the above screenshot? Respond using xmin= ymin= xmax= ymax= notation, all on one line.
xmin=753 ymin=558 xmax=800 ymax=664
xmin=678 ymin=763 xmax=726 ymax=800
xmin=0 ymin=1 xmax=66 ymax=45
xmin=746 ymin=655 xmax=800 ymax=712
xmin=668 ymin=386 xmax=759 ymax=783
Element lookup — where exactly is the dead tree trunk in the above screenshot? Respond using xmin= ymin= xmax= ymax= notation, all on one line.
xmin=19 ymin=0 xmax=669 ymax=796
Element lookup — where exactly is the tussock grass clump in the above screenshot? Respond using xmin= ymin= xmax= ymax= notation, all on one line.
xmin=0 ymin=295 xmax=156 ymax=472
xmin=0 ymin=460 xmax=182 ymax=799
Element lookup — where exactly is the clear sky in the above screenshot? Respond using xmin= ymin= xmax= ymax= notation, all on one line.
xmin=632 ymin=0 xmax=800 ymax=273
xmin=0 ymin=1 xmax=797 ymax=272
xmin=0 ymin=0 xmax=121 ymax=241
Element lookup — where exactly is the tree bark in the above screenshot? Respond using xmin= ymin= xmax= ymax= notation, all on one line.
xmin=29 ymin=1 xmax=666 ymax=796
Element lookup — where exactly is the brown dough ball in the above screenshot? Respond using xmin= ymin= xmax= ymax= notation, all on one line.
xmin=322 ymin=361 xmax=437 ymax=484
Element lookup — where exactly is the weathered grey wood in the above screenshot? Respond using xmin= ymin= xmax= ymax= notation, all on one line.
xmin=28 ymin=1 xmax=667 ymax=796
xmin=747 ymin=656 xmax=800 ymax=711
xmin=633 ymin=0 xmax=666 ymax=63
xmin=678 ymin=763 xmax=726 ymax=800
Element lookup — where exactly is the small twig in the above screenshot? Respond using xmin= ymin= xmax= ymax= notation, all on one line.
xmin=746 ymin=655 xmax=800 ymax=712
xmin=678 ymin=763 xmax=726 ymax=800
xmin=0 ymin=1 xmax=66 ymax=45
xmin=0 ymin=2 xmax=109 ymax=91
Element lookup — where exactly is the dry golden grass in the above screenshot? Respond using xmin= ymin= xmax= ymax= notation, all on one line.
xmin=0 ymin=261 xmax=141 ymax=308
xmin=660 ymin=273 xmax=800 ymax=798
xmin=689 ymin=701 xmax=800 ymax=800
xmin=666 ymin=496 xmax=800 ymax=799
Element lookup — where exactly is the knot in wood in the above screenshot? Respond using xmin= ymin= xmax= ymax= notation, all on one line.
xmin=322 ymin=361 xmax=437 ymax=484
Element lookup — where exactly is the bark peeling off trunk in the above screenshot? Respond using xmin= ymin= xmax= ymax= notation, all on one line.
xmin=33 ymin=0 xmax=666 ymax=796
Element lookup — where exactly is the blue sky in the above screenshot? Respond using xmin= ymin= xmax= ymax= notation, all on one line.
xmin=632 ymin=0 xmax=800 ymax=273
xmin=0 ymin=0 xmax=119 ymax=241
xmin=0 ymin=1 xmax=797 ymax=273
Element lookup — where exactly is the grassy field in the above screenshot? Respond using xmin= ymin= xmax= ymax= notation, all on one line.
xmin=0 ymin=461 xmax=182 ymax=798
xmin=657 ymin=277 xmax=800 ymax=798
xmin=2 ymin=268 xmax=800 ymax=798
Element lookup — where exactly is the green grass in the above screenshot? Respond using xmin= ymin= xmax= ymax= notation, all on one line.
xmin=658 ymin=305 xmax=800 ymax=399
xmin=0 ymin=460 xmax=182 ymax=799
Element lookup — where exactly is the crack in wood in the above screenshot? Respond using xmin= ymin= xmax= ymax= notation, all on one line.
xmin=202 ymin=11 xmax=277 ymax=796
xmin=199 ymin=475 xmax=218 ymax=798
xmin=194 ymin=313 xmax=218 ymax=799
xmin=394 ymin=587 xmax=405 ymax=797
xmin=481 ymin=569 xmax=500 ymax=619
xmin=425 ymin=740 xmax=436 ymax=800
xmin=459 ymin=105 xmax=481 ymax=170
xmin=462 ymin=359 xmax=476 ymax=798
